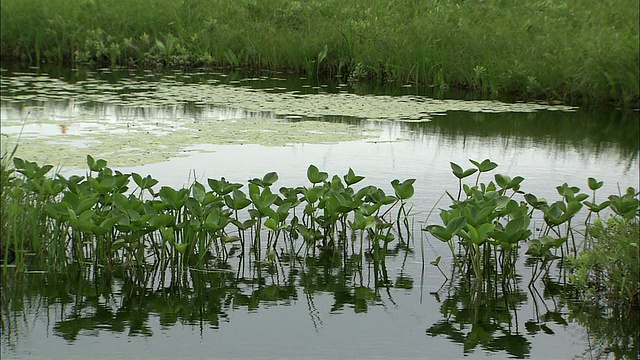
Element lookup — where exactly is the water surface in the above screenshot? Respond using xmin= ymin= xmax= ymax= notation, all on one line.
xmin=1 ymin=67 xmax=638 ymax=360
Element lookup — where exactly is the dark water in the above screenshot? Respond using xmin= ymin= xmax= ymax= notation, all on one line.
xmin=1 ymin=66 xmax=639 ymax=359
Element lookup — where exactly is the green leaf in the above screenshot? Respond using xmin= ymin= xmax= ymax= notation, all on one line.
xmin=450 ymin=162 xmax=463 ymax=177
xmin=192 ymin=182 xmax=206 ymax=204
xmin=225 ymin=189 xmax=252 ymax=210
xmin=583 ymin=200 xmax=610 ymax=212
xmin=111 ymin=239 xmax=126 ymax=252
xmin=204 ymin=207 xmax=230 ymax=232
xmin=587 ymin=177 xmax=603 ymax=191
xmin=430 ymin=255 xmax=441 ymax=267
xmin=360 ymin=202 xmax=382 ymax=216
xmin=344 ymin=168 xmax=365 ymax=186
xmin=263 ymin=172 xmax=278 ymax=186
xmin=307 ymin=165 xmax=328 ymax=184
xmin=303 ymin=186 xmax=325 ymax=204
xmin=505 ymin=216 xmax=530 ymax=236
xmin=524 ymin=193 xmax=546 ymax=208
xmin=425 ymin=225 xmax=451 ymax=242
xmin=376 ymin=232 xmax=395 ymax=243
xmin=148 ymin=214 xmax=175 ymax=228
xmin=574 ymin=193 xmax=589 ymax=202
xmin=86 ymin=155 xmax=107 ymax=172
xmin=78 ymin=209 xmax=96 ymax=222
xmin=495 ymin=174 xmax=510 ymax=189
xmin=450 ymin=162 xmax=477 ymax=179
xmin=249 ymin=171 xmax=279 ymax=188
xmin=222 ymin=235 xmax=241 ymax=243
xmin=566 ymin=200 xmax=583 ymax=218
xmin=264 ymin=218 xmax=278 ymax=231
xmin=470 ymin=159 xmax=498 ymax=172
xmin=99 ymin=216 xmax=121 ymax=230
xmin=446 ymin=216 xmax=467 ymax=236
xmin=466 ymin=223 xmax=495 ymax=245
xmin=391 ymin=178 xmax=416 ymax=200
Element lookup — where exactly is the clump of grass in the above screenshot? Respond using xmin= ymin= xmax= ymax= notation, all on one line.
xmin=1 ymin=151 xmax=63 ymax=269
xmin=568 ymin=214 xmax=639 ymax=308
xmin=1 ymin=0 xmax=637 ymax=106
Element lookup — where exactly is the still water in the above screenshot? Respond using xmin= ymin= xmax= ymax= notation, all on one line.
xmin=1 ymin=67 xmax=638 ymax=359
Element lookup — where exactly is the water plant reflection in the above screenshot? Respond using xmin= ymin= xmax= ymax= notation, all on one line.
xmin=426 ymin=274 xmax=532 ymax=358
xmin=1 ymin=248 xmax=403 ymax=346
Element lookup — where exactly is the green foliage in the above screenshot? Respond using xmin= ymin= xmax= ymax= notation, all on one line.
xmin=426 ymin=159 xmax=535 ymax=281
xmin=425 ymin=158 xmax=640 ymax=294
xmin=0 ymin=0 xmax=637 ymax=105
xmin=1 ymin=156 xmax=414 ymax=272
xmin=568 ymin=215 xmax=639 ymax=306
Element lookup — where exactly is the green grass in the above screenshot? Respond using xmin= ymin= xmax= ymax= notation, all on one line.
xmin=1 ymin=0 xmax=638 ymax=106
xmin=569 ymin=215 xmax=639 ymax=307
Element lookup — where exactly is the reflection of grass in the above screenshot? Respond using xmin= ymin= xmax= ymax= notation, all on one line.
xmin=567 ymin=298 xmax=639 ymax=359
xmin=415 ymin=110 xmax=640 ymax=161
xmin=1 ymin=0 xmax=637 ymax=105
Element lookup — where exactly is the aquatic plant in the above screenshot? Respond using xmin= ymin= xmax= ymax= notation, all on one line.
xmin=568 ymin=209 xmax=639 ymax=307
xmin=425 ymin=159 xmax=531 ymax=283
xmin=424 ymin=158 xmax=640 ymax=291
xmin=1 ymin=156 xmax=415 ymax=274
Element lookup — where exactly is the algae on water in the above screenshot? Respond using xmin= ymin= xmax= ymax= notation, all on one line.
xmin=0 ymin=70 xmax=577 ymax=168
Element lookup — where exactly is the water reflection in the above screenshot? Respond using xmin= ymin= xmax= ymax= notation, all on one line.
xmin=1 ymin=248 xmax=405 ymax=347
xmin=1 ymin=67 xmax=637 ymax=172
xmin=426 ymin=270 xmax=531 ymax=358
xmin=542 ymin=279 xmax=640 ymax=360
xmin=4 ymin=255 xmax=634 ymax=359
xmin=323 ymin=109 xmax=639 ymax=165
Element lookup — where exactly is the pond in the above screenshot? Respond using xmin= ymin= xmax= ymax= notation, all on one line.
xmin=1 ymin=66 xmax=639 ymax=359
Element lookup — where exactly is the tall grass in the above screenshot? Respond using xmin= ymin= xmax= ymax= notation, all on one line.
xmin=1 ymin=148 xmax=60 ymax=269
xmin=569 ymin=215 xmax=639 ymax=307
xmin=1 ymin=0 xmax=637 ymax=106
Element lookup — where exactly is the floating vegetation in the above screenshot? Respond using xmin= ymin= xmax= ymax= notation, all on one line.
xmin=1 ymin=70 xmax=577 ymax=167
xmin=1 ymin=115 xmax=372 ymax=168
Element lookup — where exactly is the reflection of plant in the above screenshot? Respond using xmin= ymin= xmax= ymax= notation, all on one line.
xmin=545 ymin=276 xmax=640 ymax=360
xmin=566 ymin=296 xmax=639 ymax=359
xmin=426 ymin=276 xmax=532 ymax=358
xmin=1 ymin=244 xmax=405 ymax=343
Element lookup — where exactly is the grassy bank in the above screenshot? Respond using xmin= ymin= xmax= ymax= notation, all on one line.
xmin=1 ymin=0 xmax=638 ymax=106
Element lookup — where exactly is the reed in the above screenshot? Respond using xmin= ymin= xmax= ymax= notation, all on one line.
xmin=1 ymin=0 xmax=637 ymax=106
